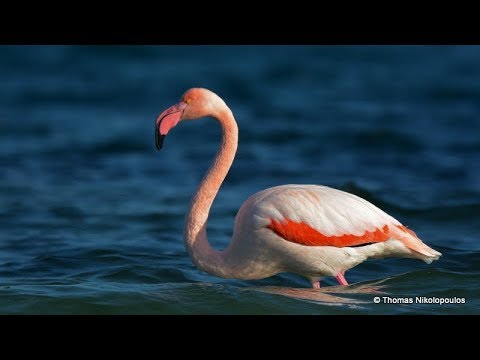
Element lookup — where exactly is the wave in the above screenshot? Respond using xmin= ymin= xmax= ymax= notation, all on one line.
xmin=339 ymin=181 xmax=480 ymax=222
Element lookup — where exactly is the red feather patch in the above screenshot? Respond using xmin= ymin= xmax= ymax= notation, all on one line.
xmin=267 ymin=218 xmax=391 ymax=247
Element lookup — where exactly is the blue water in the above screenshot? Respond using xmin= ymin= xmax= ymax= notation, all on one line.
xmin=0 ymin=45 xmax=479 ymax=314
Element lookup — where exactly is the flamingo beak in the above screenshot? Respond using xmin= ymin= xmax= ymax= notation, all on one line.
xmin=155 ymin=102 xmax=187 ymax=150
xmin=155 ymin=131 xmax=166 ymax=150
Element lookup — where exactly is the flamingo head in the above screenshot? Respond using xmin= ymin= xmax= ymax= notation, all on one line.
xmin=155 ymin=88 xmax=223 ymax=150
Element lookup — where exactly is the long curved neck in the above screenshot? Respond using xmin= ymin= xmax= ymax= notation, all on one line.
xmin=183 ymin=106 xmax=238 ymax=277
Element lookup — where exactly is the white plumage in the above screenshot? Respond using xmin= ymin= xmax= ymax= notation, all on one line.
xmin=243 ymin=185 xmax=401 ymax=237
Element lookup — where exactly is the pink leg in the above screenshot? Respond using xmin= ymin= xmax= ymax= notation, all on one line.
xmin=335 ymin=271 xmax=349 ymax=286
xmin=311 ymin=280 xmax=321 ymax=289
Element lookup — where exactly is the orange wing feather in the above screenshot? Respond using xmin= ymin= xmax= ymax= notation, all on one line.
xmin=267 ymin=218 xmax=393 ymax=247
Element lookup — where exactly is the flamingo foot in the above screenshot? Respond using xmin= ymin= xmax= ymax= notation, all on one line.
xmin=335 ymin=271 xmax=349 ymax=286
xmin=311 ymin=280 xmax=321 ymax=289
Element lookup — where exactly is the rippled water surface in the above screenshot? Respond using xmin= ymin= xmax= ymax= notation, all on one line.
xmin=1 ymin=46 xmax=479 ymax=314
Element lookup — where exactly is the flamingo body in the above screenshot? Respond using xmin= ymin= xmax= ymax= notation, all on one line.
xmin=224 ymin=185 xmax=440 ymax=286
xmin=154 ymin=88 xmax=441 ymax=288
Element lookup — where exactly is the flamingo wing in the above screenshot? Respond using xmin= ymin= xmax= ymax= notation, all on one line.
xmin=249 ymin=185 xmax=438 ymax=258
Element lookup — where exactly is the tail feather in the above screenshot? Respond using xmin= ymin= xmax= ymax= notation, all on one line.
xmin=393 ymin=225 xmax=442 ymax=263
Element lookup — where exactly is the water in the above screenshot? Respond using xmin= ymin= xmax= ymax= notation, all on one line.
xmin=0 ymin=45 xmax=479 ymax=314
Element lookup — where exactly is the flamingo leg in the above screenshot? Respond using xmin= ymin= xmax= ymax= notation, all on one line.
xmin=311 ymin=280 xmax=321 ymax=289
xmin=335 ymin=271 xmax=349 ymax=286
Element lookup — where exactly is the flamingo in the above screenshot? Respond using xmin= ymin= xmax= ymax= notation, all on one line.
xmin=154 ymin=88 xmax=442 ymax=288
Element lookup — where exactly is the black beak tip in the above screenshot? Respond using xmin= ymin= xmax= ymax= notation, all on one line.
xmin=155 ymin=134 xmax=166 ymax=150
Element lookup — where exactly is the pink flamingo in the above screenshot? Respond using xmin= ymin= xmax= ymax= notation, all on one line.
xmin=155 ymin=88 xmax=442 ymax=288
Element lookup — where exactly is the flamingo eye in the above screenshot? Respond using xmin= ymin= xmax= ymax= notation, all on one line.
xmin=185 ymin=98 xmax=192 ymax=105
